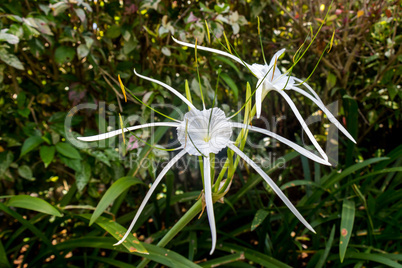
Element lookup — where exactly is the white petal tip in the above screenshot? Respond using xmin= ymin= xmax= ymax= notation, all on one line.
xmin=77 ymin=137 xmax=93 ymax=142
xmin=113 ymin=240 xmax=123 ymax=246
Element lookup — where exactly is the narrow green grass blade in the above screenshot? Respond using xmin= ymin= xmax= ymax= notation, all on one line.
xmin=0 ymin=203 xmax=62 ymax=265
xmin=34 ymin=236 xmax=202 ymax=268
xmin=90 ymin=176 xmax=144 ymax=225
xmin=251 ymin=209 xmax=269 ymax=231
xmin=212 ymin=243 xmax=292 ymax=268
xmin=339 ymin=199 xmax=355 ymax=263
xmin=80 ymin=214 xmax=148 ymax=254
xmin=322 ymin=157 xmax=388 ymax=188
xmin=344 ymin=252 xmax=402 ymax=268
xmin=212 ymin=55 xmax=242 ymax=75
xmin=84 ymin=256 xmax=137 ymax=268
xmin=220 ymin=73 xmax=238 ymax=100
xmin=200 ymin=252 xmax=245 ymax=267
xmin=315 ymin=225 xmax=335 ymax=268
xmin=5 ymin=195 xmax=62 ymax=217
xmin=280 ymin=180 xmax=323 ymax=190
xmin=188 ymin=231 xmax=197 ymax=261
xmin=0 ymin=240 xmax=11 ymax=268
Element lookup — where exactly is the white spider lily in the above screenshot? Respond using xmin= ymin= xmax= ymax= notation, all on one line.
xmin=172 ymin=37 xmax=356 ymax=162
xmin=78 ymin=70 xmax=330 ymax=255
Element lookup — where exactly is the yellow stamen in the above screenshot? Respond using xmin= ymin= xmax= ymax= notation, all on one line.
xmin=223 ymin=32 xmax=231 ymax=54
xmin=119 ymin=113 xmax=125 ymax=144
xmin=195 ymin=39 xmax=198 ymax=64
xmin=257 ymin=16 xmax=261 ymax=35
xmin=328 ymin=30 xmax=335 ymax=53
xmin=118 ymin=75 xmax=127 ymax=102
xmin=272 ymin=55 xmax=278 ymax=81
xmin=205 ymin=20 xmax=211 ymax=44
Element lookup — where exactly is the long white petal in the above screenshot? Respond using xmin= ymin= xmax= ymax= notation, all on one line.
xmin=291 ymin=86 xmax=356 ymax=143
xmin=255 ymin=78 xmax=264 ymax=119
xmin=292 ymin=77 xmax=323 ymax=105
xmin=269 ymin=48 xmax=286 ymax=67
xmin=134 ymin=69 xmax=197 ymax=111
xmin=277 ymin=90 xmax=329 ymax=162
xmin=231 ymin=122 xmax=330 ymax=166
xmin=172 ymin=36 xmax=248 ymax=67
xmin=228 ymin=143 xmax=316 ymax=233
xmin=203 ymin=156 xmax=217 ymax=255
xmin=77 ymin=122 xmax=180 ymax=141
xmin=114 ymin=150 xmax=187 ymax=246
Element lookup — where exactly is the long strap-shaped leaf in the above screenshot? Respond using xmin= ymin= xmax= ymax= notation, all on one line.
xmin=227 ymin=143 xmax=315 ymax=233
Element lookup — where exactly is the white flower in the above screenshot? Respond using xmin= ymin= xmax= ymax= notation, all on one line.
xmin=78 ymin=70 xmax=330 ymax=255
xmin=172 ymin=37 xmax=356 ymax=162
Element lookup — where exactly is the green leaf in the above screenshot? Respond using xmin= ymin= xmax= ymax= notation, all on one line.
xmin=81 ymin=214 xmax=148 ymax=254
xmin=212 ymin=55 xmax=241 ymax=76
xmin=20 ymin=136 xmax=43 ymax=157
xmin=344 ymin=252 xmax=402 ymax=268
xmin=6 ymin=195 xmax=62 ymax=217
xmin=315 ymin=225 xmax=335 ymax=268
xmin=77 ymin=44 xmax=89 ymax=59
xmin=76 ymin=162 xmax=91 ymax=192
xmin=251 ymin=209 xmax=269 ymax=231
xmin=339 ymin=199 xmax=355 ymax=263
xmin=200 ymin=253 xmax=245 ymax=267
xmin=215 ymin=243 xmax=292 ymax=268
xmin=220 ymin=73 xmax=238 ymax=100
xmin=0 ymin=48 xmax=24 ymax=70
xmin=0 ymin=32 xmax=19 ymax=44
xmin=60 ymin=155 xmax=82 ymax=172
xmin=88 ymin=150 xmax=111 ymax=167
xmin=55 ymin=142 xmax=81 ymax=159
xmin=90 ymin=176 xmax=144 ymax=225
xmin=54 ymin=46 xmax=76 ymax=64
xmin=0 ymin=240 xmax=11 ymax=268
xmin=0 ymin=151 xmax=14 ymax=176
xmin=106 ymin=25 xmax=121 ymax=39
xmin=17 ymin=165 xmax=35 ymax=181
xmin=40 ymin=145 xmax=56 ymax=168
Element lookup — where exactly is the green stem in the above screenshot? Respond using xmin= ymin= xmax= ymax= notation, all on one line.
xmin=137 ymin=199 xmax=202 ymax=268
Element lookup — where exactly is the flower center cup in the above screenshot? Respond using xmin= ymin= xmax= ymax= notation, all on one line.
xmin=177 ymin=108 xmax=232 ymax=156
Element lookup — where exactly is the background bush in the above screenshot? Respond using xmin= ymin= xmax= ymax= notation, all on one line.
xmin=0 ymin=0 xmax=401 ymax=267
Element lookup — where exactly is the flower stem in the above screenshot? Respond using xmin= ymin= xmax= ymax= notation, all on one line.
xmin=137 ymin=199 xmax=202 ymax=268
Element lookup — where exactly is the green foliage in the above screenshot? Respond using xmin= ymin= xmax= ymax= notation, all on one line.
xmin=0 ymin=0 xmax=401 ymax=267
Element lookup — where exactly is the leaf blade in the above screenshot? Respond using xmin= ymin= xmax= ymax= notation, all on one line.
xmin=6 ymin=195 xmax=62 ymax=217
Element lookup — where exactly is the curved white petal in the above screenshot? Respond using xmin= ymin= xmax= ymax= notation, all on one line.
xmin=228 ymin=143 xmax=316 ymax=233
xmin=134 ymin=69 xmax=197 ymax=111
xmin=269 ymin=49 xmax=286 ymax=67
xmin=77 ymin=122 xmax=180 ymax=141
xmin=231 ymin=122 xmax=330 ymax=166
xmin=277 ymin=90 xmax=329 ymax=162
xmin=203 ymin=156 xmax=217 ymax=255
xmin=172 ymin=36 xmax=248 ymax=67
xmin=291 ymin=86 xmax=356 ymax=144
xmin=255 ymin=78 xmax=264 ymax=119
xmin=114 ymin=150 xmax=187 ymax=246
xmin=292 ymin=77 xmax=323 ymax=105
